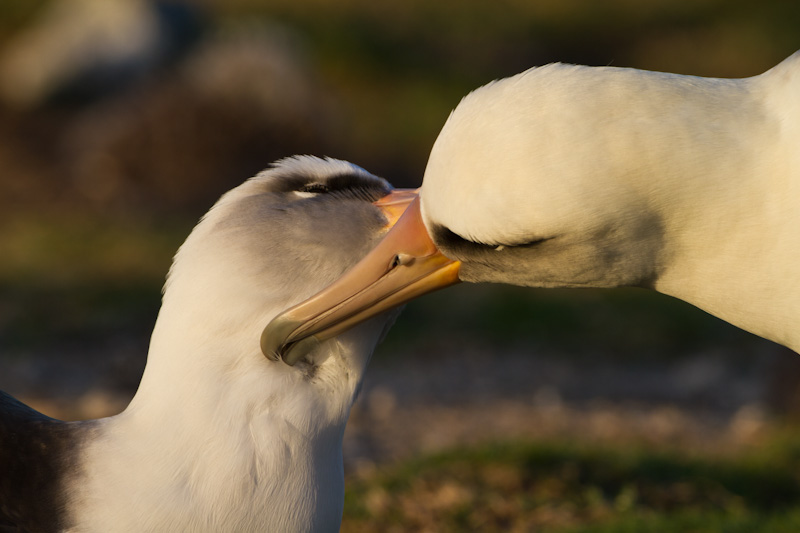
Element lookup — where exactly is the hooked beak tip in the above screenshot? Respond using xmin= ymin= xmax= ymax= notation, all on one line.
xmin=260 ymin=190 xmax=460 ymax=365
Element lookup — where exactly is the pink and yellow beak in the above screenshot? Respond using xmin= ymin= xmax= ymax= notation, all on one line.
xmin=261 ymin=189 xmax=461 ymax=365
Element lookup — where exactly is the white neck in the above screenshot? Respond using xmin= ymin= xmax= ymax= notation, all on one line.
xmin=653 ymin=61 xmax=800 ymax=351
xmin=68 ymin=280 xmax=361 ymax=532
xmin=59 ymin=154 xmax=396 ymax=531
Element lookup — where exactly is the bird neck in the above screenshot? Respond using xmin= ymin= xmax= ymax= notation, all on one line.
xmin=69 ymin=296 xmax=357 ymax=530
xmin=73 ymin=401 xmax=347 ymax=531
xmin=652 ymin=64 xmax=800 ymax=351
xmin=654 ymin=193 xmax=800 ymax=352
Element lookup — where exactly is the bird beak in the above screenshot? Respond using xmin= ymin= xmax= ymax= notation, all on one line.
xmin=261 ymin=189 xmax=461 ymax=365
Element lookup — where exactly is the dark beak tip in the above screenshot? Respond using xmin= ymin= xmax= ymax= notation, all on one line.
xmin=260 ymin=315 xmax=298 ymax=361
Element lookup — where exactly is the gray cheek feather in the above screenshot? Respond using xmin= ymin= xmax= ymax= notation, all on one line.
xmin=211 ymin=194 xmax=389 ymax=290
xmin=433 ymin=212 xmax=666 ymax=290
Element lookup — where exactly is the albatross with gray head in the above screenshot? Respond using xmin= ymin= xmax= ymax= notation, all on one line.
xmin=0 ymin=156 xmax=417 ymax=532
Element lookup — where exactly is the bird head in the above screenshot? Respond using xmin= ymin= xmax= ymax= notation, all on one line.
xmin=146 ymin=156 xmax=425 ymax=402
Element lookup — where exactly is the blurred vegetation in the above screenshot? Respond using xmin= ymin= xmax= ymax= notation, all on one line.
xmin=0 ymin=216 xmax=188 ymax=351
xmin=216 ymin=0 xmax=800 ymax=180
xmin=343 ymin=429 xmax=800 ymax=532
xmin=381 ymin=284 xmax=768 ymax=363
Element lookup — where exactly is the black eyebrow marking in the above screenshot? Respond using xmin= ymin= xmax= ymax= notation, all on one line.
xmin=279 ymin=172 xmax=391 ymax=202
xmin=299 ymin=183 xmax=330 ymax=194
xmin=430 ymin=223 xmax=554 ymax=255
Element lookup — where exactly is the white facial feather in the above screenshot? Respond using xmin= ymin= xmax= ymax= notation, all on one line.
xmin=421 ymin=52 xmax=800 ymax=350
xmin=68 ymin=156 xmax=392 ymax=532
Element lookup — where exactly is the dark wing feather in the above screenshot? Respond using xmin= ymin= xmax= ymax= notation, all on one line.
xmin=0 ymin=391 xmax=89 ymax=532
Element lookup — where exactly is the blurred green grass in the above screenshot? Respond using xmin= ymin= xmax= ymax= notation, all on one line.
xmin=0 ymin=216 xmax=190 ymax=351
xmin=381 ymin=284 xmax=770 ymax=362
xmin=342 ymin=430 xmax=800 ymax=532
xmin=0 ymin=216 xmax=187 ymax=285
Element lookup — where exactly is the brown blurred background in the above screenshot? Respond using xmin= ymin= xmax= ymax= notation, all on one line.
xmin=1 ymin=0 xmax=799 ymax=492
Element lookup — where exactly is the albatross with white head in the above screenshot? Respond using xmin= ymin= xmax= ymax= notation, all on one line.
xmin=263 ymin=51 xmax=800 ymax=357
xmin=0 ymin=156 xmax=419 ymax=532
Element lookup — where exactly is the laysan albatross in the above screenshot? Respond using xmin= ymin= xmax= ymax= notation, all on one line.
xmin=0 ymin=156 xmax=417 ymax=532
xmin=263 ymin=51 xmax=800 ymax=358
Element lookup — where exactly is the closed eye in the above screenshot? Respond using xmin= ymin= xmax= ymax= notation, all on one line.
xmin=280 ymin=172 xmax=389 ymax=202
xmin=431 ymin=224 xmax=556 ymax=253
xmin=295 ymin=183 xmax=330 ymax=198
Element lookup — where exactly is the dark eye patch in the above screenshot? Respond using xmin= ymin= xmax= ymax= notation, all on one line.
xmin=299 ymin=183 xmax=330 ymax=194
xmin=321 ymin=174 xmax=390 ymax=202
xmin=277 ymin=172 xmax=390 ymax=202
xmin=431 ymin=223 xmax=555 ymax=256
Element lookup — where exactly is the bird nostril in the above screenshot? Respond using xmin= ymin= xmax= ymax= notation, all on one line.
xmin=390 ymin=253 xmax=414 ymax=269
